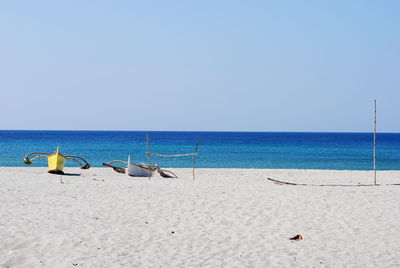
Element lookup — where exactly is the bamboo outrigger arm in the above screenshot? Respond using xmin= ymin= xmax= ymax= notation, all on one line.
xmin=65 ymin=155 xmax=91 ymax=169
xmin=103 ymin=160 xmax=128 ymax=174
xmin=154 ymin=167 xmax=178 ymax=178
xmin=23 ymin=152 xmax=51 ymax=164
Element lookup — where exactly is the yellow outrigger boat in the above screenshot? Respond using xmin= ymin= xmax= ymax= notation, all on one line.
xmin=47 ymin=147 xmax=66 ymax=173
xmin=23 ymin=146 xmax=90 ymax=174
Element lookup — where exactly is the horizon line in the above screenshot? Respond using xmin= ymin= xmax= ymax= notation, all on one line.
xmin=0 ymin=129 xmax=399 ymax=134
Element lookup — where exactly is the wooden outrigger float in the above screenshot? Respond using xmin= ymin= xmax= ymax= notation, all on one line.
xmin=23 ymin=146 xmax=90 ymax=174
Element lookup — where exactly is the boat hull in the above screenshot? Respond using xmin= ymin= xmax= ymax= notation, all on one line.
xmin=127 ymin=156 xmax=154 ymax=177
xmin=47 ymin=151 xmax=66 ymax=174
xmin=127 ymin=163 xmax=154 ymax=177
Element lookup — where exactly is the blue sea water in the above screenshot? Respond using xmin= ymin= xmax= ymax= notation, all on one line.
xmin=0 ymin=131 xmax=399 ymax=170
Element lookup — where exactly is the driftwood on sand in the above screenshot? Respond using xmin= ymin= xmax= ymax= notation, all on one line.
xmin=266 ymin=177 xmax=400 ymax=187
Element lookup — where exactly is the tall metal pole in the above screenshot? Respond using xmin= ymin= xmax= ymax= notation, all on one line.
xmin=147 ymin=134 xmax=151 ymax=180
xmin=192 ymin=140 xmax=200 ymax=180
xmin=374 ymin=100 xmax=377 ymax=185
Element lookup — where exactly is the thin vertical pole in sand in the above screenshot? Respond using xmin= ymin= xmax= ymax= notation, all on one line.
xmin=147 ymin=134 xmax=151 ymax=180
xmin=374 ymin=99 xmax=377 ymax=185
xmin=192 ymin=140 xmax=200 ymax=180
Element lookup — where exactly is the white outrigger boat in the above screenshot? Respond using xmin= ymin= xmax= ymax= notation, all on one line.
xmin=103 ymin=156 xmax=176 ymax=178
xmin=103 ymin=135 xmax=199 ymax=179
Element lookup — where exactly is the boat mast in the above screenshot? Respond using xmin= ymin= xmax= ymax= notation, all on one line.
xmin=374 ymin=99 xmax=377 ymax=185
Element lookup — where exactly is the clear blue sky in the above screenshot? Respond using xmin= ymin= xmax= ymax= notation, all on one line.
xmin=1 ymin=1 xmax=399 ymax=132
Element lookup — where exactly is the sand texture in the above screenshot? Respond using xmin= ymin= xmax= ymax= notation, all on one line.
xmin=1 ymin=167 xmax=400 ymax=267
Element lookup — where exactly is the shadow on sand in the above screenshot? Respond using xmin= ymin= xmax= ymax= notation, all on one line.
xmin=55 ymin=173 xmax=82 ymax=177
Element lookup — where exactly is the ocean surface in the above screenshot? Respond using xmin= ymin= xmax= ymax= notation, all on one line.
xmin=0 ymin=131 xmax=399 ymax=170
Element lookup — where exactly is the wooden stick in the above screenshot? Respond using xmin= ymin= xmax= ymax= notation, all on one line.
xmin=374 ymin=99 xmax=377 ymax=185
xmin=146 ymin=134 xmax=151 ymax=180
xmin=192 ymin=140 xmax=200 ymax=180
xmin=147 ymin=152 xmax=197 ymax=157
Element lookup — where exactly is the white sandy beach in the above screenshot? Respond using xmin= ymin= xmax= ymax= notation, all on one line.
xmin=1 ymin=167 xmax=400 ymax=267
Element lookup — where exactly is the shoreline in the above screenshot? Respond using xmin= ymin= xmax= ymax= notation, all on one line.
xmin=2 ymin=166 xmax=400 ymax=171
